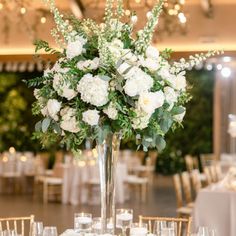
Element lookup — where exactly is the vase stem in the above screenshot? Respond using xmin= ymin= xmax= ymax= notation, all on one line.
xmin=97 ymin=132 xmax=121 ymax=234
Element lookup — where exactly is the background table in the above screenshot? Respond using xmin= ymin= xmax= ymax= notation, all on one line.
xmin=193 ymin=184 xmax=236 ymax=236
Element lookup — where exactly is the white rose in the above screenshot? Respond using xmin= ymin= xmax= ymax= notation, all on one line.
xmin=61 ymin=85 xmax=78 ymax=100
xmin=66 ymin=36 xmax=86 ymax=59
xmin=174 ymin=108 xmax=186 ymax=123
xmin=60 ymin=107 xmax=80 ymax=133
xmin=82 ymin=109 xmax=100 ymax=126
xmin=103 ymin=103 xmax=118 ymax=120
xmin=146 ymin=46 xmax=159 ymax=60
xmin=138 ymin=91 xmax=164 ymax=115
xmin=164 ymin=86 xmax=178 ymax=105
xmin=46 ymin=99 xmax=61 ymax=121
xmin=41 ymin=106 xmax=48 ymax=117
xmin=144 ymin=58 xmax=159 ymax=71
xmin=77 ymin=57 xmax=100 ymax=71
xmin=174 ymin=71 xmax=186 ymax=91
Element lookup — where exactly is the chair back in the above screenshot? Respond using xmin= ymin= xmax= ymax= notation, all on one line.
xmin=173 ymin=174 xmax=184 ymax=208
xmin=0 ymin=215 xmax=34 ymax=236
xmin=139 ymin=215 xmax=192 ymax=236
xmin=203 ymin=167 xmax=212 ymax=185
xmin=181 ymin=172 xmax=193 ymax=204
xmin=200 ymin=153 xmax=216 ymax=168
xmin=191 ymin=169 xmax=202 ymax=194
xmin=185 ymin=155 xmax=194 ymax=172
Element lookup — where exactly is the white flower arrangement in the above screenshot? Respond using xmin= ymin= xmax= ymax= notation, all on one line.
xmin=27 ymin=0 xmax=221 ymax=152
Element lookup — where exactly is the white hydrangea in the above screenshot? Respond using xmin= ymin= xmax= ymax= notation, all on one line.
xmin=132 ymin=110 xmax=151 ymax=130
xmin=164 ymin=86 xmax=178 ymax=105
xmin=53 ymin=74 xmax=78 ymax=100
xmin=124 ymin=68 xmax=153 ymax=97
xmin=66 ymin=36 xmax=87 ymax=59
xmin=77 ymin=74 xmax=109 ymax=107
xmin=138 ymin=91 xmax=165 ymax=115
xmin=82 ymin=109 xmax=100 ymax=126
xmin=77 ymin=57 xmax=99 ymax=71
xmin=60 ymin=107 xmax=80 ymax=133
xmin=46 ymin=99 xmax=61 ymax=121
xmin=145 ymin=46 xmax=159 ymax=60
xmin=103 ymin=103 xmax=118 ymax=120
xmin=173 ymin=108 xmax=186 ymax=122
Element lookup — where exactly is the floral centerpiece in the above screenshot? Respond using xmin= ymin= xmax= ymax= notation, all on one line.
xmin=27 ymin=0 xmax=219 ymax=233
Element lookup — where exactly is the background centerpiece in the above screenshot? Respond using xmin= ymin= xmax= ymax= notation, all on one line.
xmin=26 ymin=0 xmax=219 ymax=233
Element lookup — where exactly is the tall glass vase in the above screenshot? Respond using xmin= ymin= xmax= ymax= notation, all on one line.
xmin=96 ymin=132 xmax=122 ymax=234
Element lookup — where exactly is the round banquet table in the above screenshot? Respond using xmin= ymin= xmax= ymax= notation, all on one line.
xmin=62 ymin=162 xmax=127 ymax=205
xmin=193 ymin=184 xmax=236 ymax=236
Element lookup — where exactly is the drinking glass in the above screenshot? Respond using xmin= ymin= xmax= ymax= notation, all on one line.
xmin=209 ymin=229 xmax=217 ymax=236
xmin=197 ymin=227 xmax=210 ymax=236
xmin=116 ymin=209 xmax=133 ymax=235
xmin=74 ymin=213 xmax=92 ymax=233
xmin=3 ymin=230 xmax=17 ymax=236
xmin=92 ymin=217 xmax=113 ymax=234
xmin=30 ymin=222 xmax=43 ymax=236
xmin=42 ymin=227 xmax=57 ymax=236
xmin=154 ymin=221 xmax=177 ymax=236
xmin=130 ymin=223 xmax=148 ymax=236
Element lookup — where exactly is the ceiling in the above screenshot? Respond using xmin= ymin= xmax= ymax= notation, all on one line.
xmin=0 ymin=0 xmax=235 ymax=55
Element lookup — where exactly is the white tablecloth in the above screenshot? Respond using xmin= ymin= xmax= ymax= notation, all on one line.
xmin=193 ymin=184 xmax=236 ymax=236
xmin=62 ymin=162 xmax=127 ymax=205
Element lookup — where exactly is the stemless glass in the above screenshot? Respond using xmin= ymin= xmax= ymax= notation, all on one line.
xmin=116 ymin=209 xmax=133 ymax=235
xmin=74 ymin=213 xmax=92 ymax=233
xmin=154 ymin=221 xmax=177 ymax=236
xmin=130 ymin=223 xmax=148 ymax=236
xmin=197 ymin=226 xmax=210 ymax=236
xmin=3 ymin=230 xmax=17 ymax=236
xmin=42 ymin=227 xmax=57 ymax=236
xmin=30 ymin=222 xmax=44 ymax=236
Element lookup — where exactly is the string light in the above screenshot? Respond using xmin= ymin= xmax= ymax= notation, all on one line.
xmin=40 ymin=16 xmax=46 ymax=24
xmin=20 ymin=7 xmax=26 ymax=15
xmin=125 ymin=9 xmax=131 ymax=16
xmin=178 ymin=12 xmax=187 ymax=24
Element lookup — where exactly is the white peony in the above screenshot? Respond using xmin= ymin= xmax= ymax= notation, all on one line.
xmin=46 ymin=99 xmax=61 ymax=121
xmin=174 ymin=71 xmax=187 ymax=91
xmin=60 ymin=107 xmax=80 ymax=133
xmin=53 ymin=74 xmax=78 ymax=100
xmin=145 ymin=46 xmax=159 ymax=60
xmin=66 ymin=36 xmax=87 ymax=59
xmin=138 ymin=91 xmax=165 ymax=115
xmin=124 ymin=68 xmax=153 ymax=97
xmin=173 ymin=108 xmax=186 ymax=123
xmin=82 ymin=109 xmax=100 ymax=126
xmin=132 ymin=110 xmax=151 ymax=130
xmin=77 ymin=74 xmax=109 ymax=107
xmin=103 ymin=103 xmax=118 ymax=120
xmin=164 ymin=86 xmax=178 ymax=105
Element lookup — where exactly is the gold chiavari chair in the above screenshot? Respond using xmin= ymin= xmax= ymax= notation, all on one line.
xmin=139 ymin=215 xmax=192 ymax=236
xmin=191 ymin=169 xmax=202 ymax=195
xmin=0 ymin=215 xmax=34 ymax=236
xmin=173 ymin=174 xmax=192 ymax=217
xmin=200 ymin=153 xmax=216 ymax=168
xmin=203 ymin=167 xmax=212 ymax=185
xmin=181 ymin=172 xmax=194 ymax=208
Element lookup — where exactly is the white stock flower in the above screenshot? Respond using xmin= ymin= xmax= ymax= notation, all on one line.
xmin=124 ymin=68 xmax=153 ymax=97
xmin=173 ymin=108 xmax=186 ymax=123
xmin=138 ymin=91 xmax=165 ymax=115
xmin=60 ymin=107 xmax=80 ymax=133
xmin=82 ymin=109 xmax=100 ymax=126
xmin=164 ymin=86 xmax=178 ymax=105
xmin=66 ymin=36 xmax=87 ymax=59
xmin=77 ymin=57 xmax=100 ymax=71
xmin=103 ymin=103 xmax=118 ymax=120
xmin=46 ymin=99 xmax=61 ymax=121
xmin=53 ymin=74 xmax=78 ymax=100
xmin=77 ymin=74 xmax=109 ymax=107
xmin=132 ymin=110 xmax=151 ymax=130
xmin=145 ymin=46 xmax=159 ymax=60
xmin=174 ymin=71 xmax=187 ymax=91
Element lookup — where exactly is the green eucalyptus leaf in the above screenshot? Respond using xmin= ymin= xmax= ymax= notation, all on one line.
xmin=99 ymin=75 xmax=112 ymax=81
xmin=171 ymin=106 xmax=185 ymax=115
xmin=156 ymin=136 xmax=166 ymax=151
xmin=35 ymin=121 xmax=42 ymax=132
xmin=42 ymin=118 xmax=51 ymax=133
